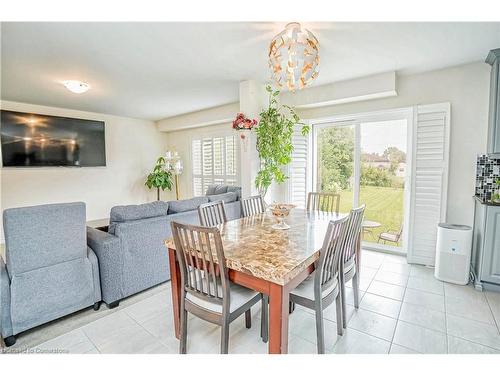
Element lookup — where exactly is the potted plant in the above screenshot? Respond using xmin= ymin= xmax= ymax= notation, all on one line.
xmin=145 ymin=156 xmax=173 ymax=200
xmin=255 ymin=85 xmax=309 ymax=197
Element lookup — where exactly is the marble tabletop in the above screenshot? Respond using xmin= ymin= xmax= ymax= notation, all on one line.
xmin=165 ymin=209 xmax=347 ymax=286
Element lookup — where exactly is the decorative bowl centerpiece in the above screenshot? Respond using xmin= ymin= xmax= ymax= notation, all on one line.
xmin=269 ymin=203 xmax=296 ymax=230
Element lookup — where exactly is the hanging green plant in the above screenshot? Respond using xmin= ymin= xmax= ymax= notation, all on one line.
xmin=145 ymin=156 xmax=173 ymax=200
xmin=255 ymin=85 xmax=309 ymax=196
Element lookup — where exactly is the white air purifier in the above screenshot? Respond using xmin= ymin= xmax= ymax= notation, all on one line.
xmin=434 ymin=223 xmax=473 ymax=285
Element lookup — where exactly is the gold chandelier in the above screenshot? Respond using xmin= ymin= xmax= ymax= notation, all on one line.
xmin=268 ymin=22 xmax=320 ymax=92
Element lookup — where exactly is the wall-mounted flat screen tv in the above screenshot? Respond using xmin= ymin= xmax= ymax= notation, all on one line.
xmin=1 ymin=110 xmax=106 ymax=167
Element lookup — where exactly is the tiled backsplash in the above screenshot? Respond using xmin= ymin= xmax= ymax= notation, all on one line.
xmin=476 ymin=154 xmax=500 ymax=202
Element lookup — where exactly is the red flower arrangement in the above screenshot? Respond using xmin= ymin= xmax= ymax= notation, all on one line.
xmin=232 ymin=113 xmax=257 ymax=130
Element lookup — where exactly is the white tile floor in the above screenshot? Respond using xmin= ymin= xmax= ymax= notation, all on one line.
xmin=5 ymin=249 xmax=500 ymax=354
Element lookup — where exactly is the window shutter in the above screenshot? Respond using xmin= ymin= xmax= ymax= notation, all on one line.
xmin=288 ymin=125 xmax=310 ymax=208
xmin=225 ymin=135 xmax=237 ymax=186
xmin=213 ymin=137 xmax=224 ymax=177
xmin=407 ymin=103 xmax=450 ymax=266
xmin=202 ymin=138 xmax=213 ymax=193
xmin=192 ymin=139 xmax=203 ymax=196
xmin=191 ymin=131 xmax=239 ymax=196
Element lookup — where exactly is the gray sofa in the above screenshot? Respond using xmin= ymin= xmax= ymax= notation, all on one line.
xmin=87 ymin=185 xmax=242 ymax=308
xmin=0 ymin=202 xmax=101 ymax=347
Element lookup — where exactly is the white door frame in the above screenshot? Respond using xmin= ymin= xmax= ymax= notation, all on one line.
xmin=310 ymin=106 xmax=414 ymax=255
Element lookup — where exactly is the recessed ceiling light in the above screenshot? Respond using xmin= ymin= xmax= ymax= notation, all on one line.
xmin=62 ymin=80 xmax=90 ymax=94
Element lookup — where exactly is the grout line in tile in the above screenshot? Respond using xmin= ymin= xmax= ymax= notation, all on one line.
xmin=443 ymin=280 xmax=449 ymax=353
xmin=446 ymin=332 xmax=500 ymax=353
xmin=389 ymin=277 xmax=406 ymax=347
xmin=364 ymin=281 xmax=405 ymax=302
xmin=406 ymin=284 xmax=444 ymax=296
xmin=122 ymin=308 xmax=166 ymax=342
xmin=484 ymin=291 xmax=500 ymax=335
xmin=445 ymin=311 xmax=498 ymax=327
xmin=344 ymin=325 xmax=393 ymax=344
xmin=80 ymin=328 xmax=101 ymax=354
xmin=389 ymin=341 xmax=423 ymax=354
xmin=358 ymin=298 xmax=400 ymax=320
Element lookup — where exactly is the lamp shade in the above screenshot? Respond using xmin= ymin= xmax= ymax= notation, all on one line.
xmin=268 ymin=22 xmax=320 ymax=92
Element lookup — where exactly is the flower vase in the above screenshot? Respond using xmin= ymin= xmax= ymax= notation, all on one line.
xmin=238 ymin=130 xmax=251 ymax=152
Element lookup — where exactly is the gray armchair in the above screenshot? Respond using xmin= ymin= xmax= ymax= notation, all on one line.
xmin=0 ymin=202 xmax=101 ymax=347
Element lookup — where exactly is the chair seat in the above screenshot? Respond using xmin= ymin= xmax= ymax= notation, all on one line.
xmin=186 ymin=280 xmax=259 ymax=314
xmin=290 ymin=271 xmax=338 ymax=301
xmin=379 ymin=232 xmax=399 ymax=241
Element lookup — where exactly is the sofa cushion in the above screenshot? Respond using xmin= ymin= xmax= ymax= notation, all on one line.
xmin=227 ymin=186 xmax=242 ymax=200
xmin=4 ymin=202 xmax=87 ymax=276
xmin=207 ymin=192 xmax=237 ymax=204
xmin=205 ymin=184 xmax=228 ymax=195
xmin=110 ymin=201 xmax=169 ymax=223
xmin=168 ymin=196 xmax=209 ymax=214
xmin=10 ymin=257 xmax=94 ymax=335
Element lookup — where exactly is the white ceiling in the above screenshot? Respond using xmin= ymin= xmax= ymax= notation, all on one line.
xmin=1 ymin=22 xmax=500 ymax=121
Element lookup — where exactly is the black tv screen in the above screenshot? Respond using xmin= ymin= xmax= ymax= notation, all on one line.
xmin=1 ymin=110 xmax=106 ymax=167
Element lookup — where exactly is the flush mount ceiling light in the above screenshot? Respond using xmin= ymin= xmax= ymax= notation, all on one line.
xmin=62 ymin=80 xmax=90 ymax=94
xmin=268 ymin=22 xmax=320 ymax=92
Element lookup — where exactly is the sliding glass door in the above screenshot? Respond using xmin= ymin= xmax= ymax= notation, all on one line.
xmin=313 ymin=112 xmax=410 ymax=253
xmin=316 ymin=123 xmax=355 ymax=214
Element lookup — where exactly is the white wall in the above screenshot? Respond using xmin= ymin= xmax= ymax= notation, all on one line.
xmin=1 ymin=101 xmax=167 ymax=242
xmin=296 ymin=62 xmax=491 ymax=226
xmin=157 ymin=103 xmax=238 ymax=132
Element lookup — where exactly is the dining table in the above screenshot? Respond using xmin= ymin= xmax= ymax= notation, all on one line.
xmin=165 ymin=208 xmax=354 ymax=354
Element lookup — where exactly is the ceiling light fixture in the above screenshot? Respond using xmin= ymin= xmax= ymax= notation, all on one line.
xmin=268 ymin=22 xmax=320 ymax=92
xmin=62 ymin=80 xmax=91 ymax=94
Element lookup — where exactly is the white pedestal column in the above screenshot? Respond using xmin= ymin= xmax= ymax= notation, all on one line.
xmin=238 ymin=80 xmax=267 ymax=198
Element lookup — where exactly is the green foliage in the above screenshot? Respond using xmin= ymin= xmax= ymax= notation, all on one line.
xmin=383 ymin=146 xmax=406 ymax=172
xmin=255 ymin=85 xmax=309 ymax=195
xmin=145 ymin=156 xmax=173 ymax=198
xmin=337 ymin=186 xmax=404 ymax=246
xmin=317 ymin=126 xmax=355 ymax=191
xmin=360 ymin=165 xmax=392 ymax=187
xmin=318 ymin=127 xmax=407 ymax=192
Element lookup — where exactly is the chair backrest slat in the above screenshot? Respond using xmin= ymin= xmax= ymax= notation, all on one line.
xmin=241 ymin=195 xmax=265 ymax=217
xmin=314 ymin=216 xmax=350 ymax=295
xmin=341 ymin=205 xmax=366 ymax=264
xmin=190 ymin=229 xmax=205 ymax=293
xmin=171 ymin=221 xmax=229 ymax=305
xmin=307 ymin=192 xmax=340 ymax=214
xmin=198 ymin=201 xmax=228 ymax=227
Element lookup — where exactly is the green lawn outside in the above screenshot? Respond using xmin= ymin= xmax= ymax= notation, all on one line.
xmin=337 ymin=186 xmax=404 ymax=247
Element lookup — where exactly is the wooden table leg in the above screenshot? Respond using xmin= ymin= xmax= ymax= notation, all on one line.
xmin=168 ymin=248 xmax=181 ymax=339
xmin=268 ymin=283 xmax=289 ymax=354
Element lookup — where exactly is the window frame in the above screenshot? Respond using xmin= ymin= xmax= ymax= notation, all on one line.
xmin=308 ymin=107 xmax=415 ymax=256
xmin=190 ymin=128 xmax=240 ymax=197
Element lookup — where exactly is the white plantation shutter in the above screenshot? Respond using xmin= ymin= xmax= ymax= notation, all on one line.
xmin=225 ymin=136 xmax=238 ymax=186
xmin=407 ymin=103 xmax=450 ymax=266
xmin=192 ymin=139 xmax=203 ymax=196
xmin=192 ymin=132 xmax=239 ymax=196
xmin=288 ymin=125 xmax=311 ymax=208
